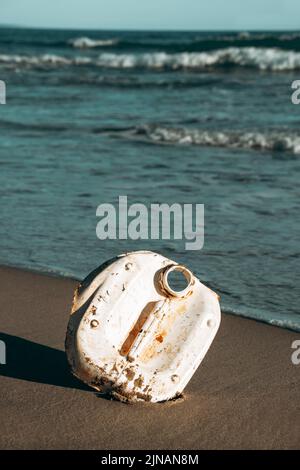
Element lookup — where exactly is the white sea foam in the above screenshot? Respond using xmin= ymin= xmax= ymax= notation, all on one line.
xmin=0 ymin=53 xmax=73 ymax=66
xmin=93 ymin=48 xmax=300 ymax=71
xmin=222 ymin=306 xmax=300 ymax=332
xmin=69 ymin=37 xmax=119 ymax=48
xmin=2 ymin=47 xmax=300 ymax=71
xmin=125 ymin=125 xmax=300 ymax=154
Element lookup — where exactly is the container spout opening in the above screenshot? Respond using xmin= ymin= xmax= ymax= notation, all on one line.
xmin=162 ymin=265 xmax=193 ymax=298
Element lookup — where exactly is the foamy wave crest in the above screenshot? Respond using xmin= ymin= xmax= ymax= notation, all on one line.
xmin=222 ymin=306 xmax=300 ymax=332
xmin=0 ymin=53 xmax=93 ymax=66
xmin=94 ymin=48 xmax=300 ymax=70
xmin=123 ymin=125 xmax=300 ymax=154
xmin=69 ymin=37 xmax=119 ymax=48
xmin=2 ymin=48 xmax=300 ymax=71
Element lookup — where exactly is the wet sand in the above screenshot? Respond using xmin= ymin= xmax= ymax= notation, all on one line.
xmin=0 ymin=265 xmax=299 ymax=449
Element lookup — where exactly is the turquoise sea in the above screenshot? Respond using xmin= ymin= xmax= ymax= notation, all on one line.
xmin=0 ymin=28 xmax=299 ymax=331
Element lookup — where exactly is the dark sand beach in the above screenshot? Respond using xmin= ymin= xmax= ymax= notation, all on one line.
xmin=0 ymin=265 xmax=299 ymax=450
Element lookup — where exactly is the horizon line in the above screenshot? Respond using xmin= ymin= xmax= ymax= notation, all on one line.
xmin=0 ymin=24 xmax=299 ymax=33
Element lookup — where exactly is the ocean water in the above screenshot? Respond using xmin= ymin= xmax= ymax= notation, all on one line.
xmin=0 ymin=28 xmax=299 ymax=331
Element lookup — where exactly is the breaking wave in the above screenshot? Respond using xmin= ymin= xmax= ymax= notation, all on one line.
xmin=118 ymin=125 xmax=300 ymax=154
xmin=0 ymin=53 xmax=87 ymax=66
xmin=2 ymin=47 xmax=300 ymax=71
xmin=91 ymin=48 xmax=300 ymax=71
xmin=68 ymin=36 xmax=119 ymax=48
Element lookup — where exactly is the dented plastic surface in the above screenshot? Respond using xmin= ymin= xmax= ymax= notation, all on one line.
xmin=65 ymin=251 xmax=221 ymax=403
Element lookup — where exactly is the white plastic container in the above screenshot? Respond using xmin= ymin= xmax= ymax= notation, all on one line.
xmin=65 ymin=251 xmax=221 ymax=402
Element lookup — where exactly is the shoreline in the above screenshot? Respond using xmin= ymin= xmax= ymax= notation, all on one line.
xmin=0 ymin=265 xmax=299 ymax=449
xmin=0 ymin=260 xmax=299 ymax=333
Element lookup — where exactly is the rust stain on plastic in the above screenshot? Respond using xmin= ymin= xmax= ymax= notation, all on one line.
xmin=119 ymin=301 xmax=158 ymax=357
xmin=124 ymin=368 xmax=135 ymax=381
xmin=155 ymin=334 xmax=164 ymax=343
